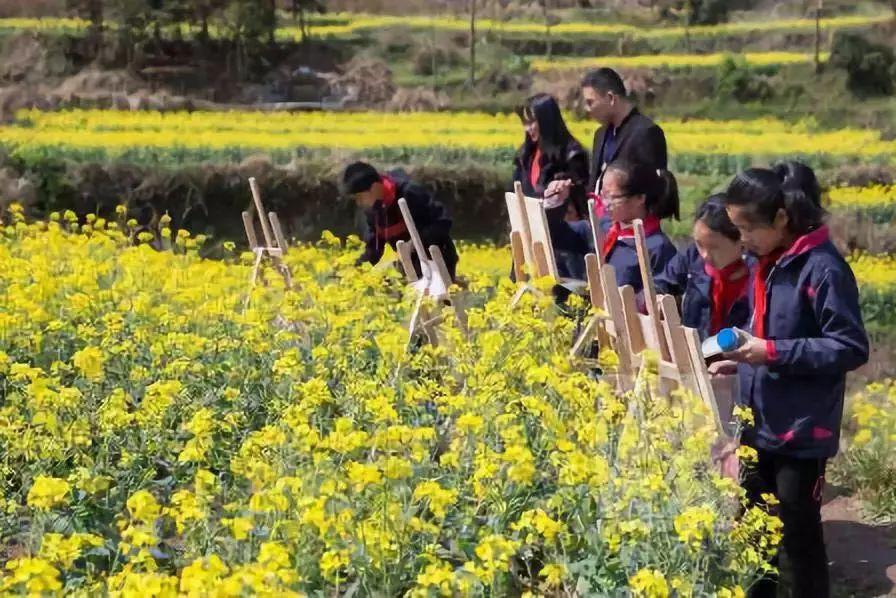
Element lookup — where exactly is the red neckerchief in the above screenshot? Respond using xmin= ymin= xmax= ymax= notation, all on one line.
xmin=602 ymin=214 xmax=661 ymax=260
xmin=753 ymin=225 xmax=830 ymax=338
xmin=529 ymin=147 xmax=542 ymax=190
xmin=375 ymin=175 xmax=407 ymax=240
xmin=704 ymin=258 xmax=749 ymax=335
xmin=753 ymin=248 xmax=784 ymax=339
xmin=381 ymin=175 xmax=397 ymax=206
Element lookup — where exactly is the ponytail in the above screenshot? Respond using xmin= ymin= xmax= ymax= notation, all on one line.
xmin=725 ymin=161 xmax=825 ymax=236
xmin=605 ymin=159 xmax=680 ymax=221
xmin=774 ymin=160 xmax=826 ymax=234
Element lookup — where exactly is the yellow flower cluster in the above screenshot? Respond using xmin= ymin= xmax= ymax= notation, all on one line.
xmin=0 ymin=213 xmax=782 ymax=594
xmin=0 ymin=12 xmax=891 ymax=42
xmin=531 ymin=51 xmax=827 ymax=72
xmin=828 ymin=185 xmax=896 ymax=222
xmin=849 ymin=253 xmax=896 ymax=291
xmin=295 ymin=12 xmax=892 ymax=41
xmin=836 ymin=380 xmax=896 ymax=520
xmin=0 ymin=17 xmax=88 ymax=32
xmin=4 ymin=108 xmax=895 ymax=163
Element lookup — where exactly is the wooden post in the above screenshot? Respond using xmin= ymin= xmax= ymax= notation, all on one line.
xmin=684 ymin=327 xmax=726 ymax=435
xmin=633 ymin=219 xmax=670 ymax=361
xmin=398 ymin=198 xmax=430 ymax=264
xmin=510 ymin=231 xmax=526 ymax=282
xmin=532 ymin=240 xmax=550 ymax=278
xmin=269 ymin=212 xmax=289 ymax=256
xmin=585 ymin=252 xmax=604 ymax=310
xmin=514 ymin=182 xmax=536 ymax=268
xmin=588 ymin=197 xmax=606 ymax=264
xmin=396 ymin=240 xmax=419 ymax=283
xmin=248 ymin=177 xmax=275 ymax=248
xmin=619 ymin=285 xmax=645 ymax=355
xmin=242 ymin=211 xmax=259 ymax=249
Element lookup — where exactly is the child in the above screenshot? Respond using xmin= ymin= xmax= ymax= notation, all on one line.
xmin=655 ymin=194 xmax=750 ymax=340
xmin=341 ymin=162 xmax=458 ymax=281
xmin=718 ymin=161 xmax=869 ymax=598
xmin=600 ymin=159 xmax=679 ymax=294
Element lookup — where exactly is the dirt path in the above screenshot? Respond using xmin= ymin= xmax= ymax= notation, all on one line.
xmin=824 ymin=490 xmax=896 ymax=597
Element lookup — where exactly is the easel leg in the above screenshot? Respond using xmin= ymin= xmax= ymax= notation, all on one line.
xmin=510 ymin=284 xmax=530 ymax=308
xmin=570 ymin=315 xmax=599 ymax=358
xmin=408 ymin=292 xmax=425 ymax=340
xmin=249 ymin=249 xmax=264 ymax=287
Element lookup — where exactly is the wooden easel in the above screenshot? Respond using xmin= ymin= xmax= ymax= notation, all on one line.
xmin=396 ymin=198 xmax=467 ymax=347
xmin=243 ymin=177 xmax=293 ymax=297
xmin=506 ymin=182 xmax=585 ymax=307
xmin=683 ymin=326 xmax=735 ymax=436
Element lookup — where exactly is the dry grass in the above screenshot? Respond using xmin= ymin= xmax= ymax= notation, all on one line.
xmin=0 ymin=0 xmax=64 ymax=18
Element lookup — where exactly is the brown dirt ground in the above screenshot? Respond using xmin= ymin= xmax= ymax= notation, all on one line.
xmin=823 ymin=486 xmax=896 ymax=597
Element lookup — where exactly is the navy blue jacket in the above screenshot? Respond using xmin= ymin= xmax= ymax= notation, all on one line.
xmin=738 ymin=227 xmax=869 ymax=459
xmin=358 ymin=170 xmax=458 ymax=280
xmin=606 ymin=230 xmax=678 ymax=294
xmin=654 ymin=244 xmax=751 ymax=340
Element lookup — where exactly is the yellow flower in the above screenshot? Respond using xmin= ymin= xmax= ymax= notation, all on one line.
xmin=221 ymin=516 xmax=253 ymax=540
xmin=26 ymin=476 xmax=70 ymax=510
xmin=72 ymin=345 xmax=105 ymax=381
xmin=853 ymin=429 xmax=873 ymax=446
xmin=412 ymin=480 xmax=457 ymax=520
xmin=629 ymin=568 xmax=669 ymax=598
xmin=2 ymin=557 xmax=63 ymax=594
xmin=736 ymin=445 xmax=759 ymax=464
xmin=126 ymin=490 xmax=161 ymax=522
xmin=674 ymin=506 xmax=716 ymax=550
xmin=319 ymin=549 xmax=350 ymax=581
xmin=539 ymin=563 xmax=567 ymax=587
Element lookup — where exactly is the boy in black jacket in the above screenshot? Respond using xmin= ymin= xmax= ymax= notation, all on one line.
xmin=342 ymin=162 xmax=458 ymax=281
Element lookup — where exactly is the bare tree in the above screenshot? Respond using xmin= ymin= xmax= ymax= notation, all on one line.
xmin=469 ymin=0 xmax=477 ymax=86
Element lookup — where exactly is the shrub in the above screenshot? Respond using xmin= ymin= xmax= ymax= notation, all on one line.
xmin=829 ymin=32 xmax=896 ymax=97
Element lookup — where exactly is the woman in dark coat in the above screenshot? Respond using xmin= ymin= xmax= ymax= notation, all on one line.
xmin=512 ymin=93 xmax=591 ymax=279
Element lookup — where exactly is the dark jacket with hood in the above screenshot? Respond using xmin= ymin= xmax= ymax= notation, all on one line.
xmin=737 ymin=226 xmax=868 ymax=459
xmin=357 ymin=169 xmax=458 ymax=280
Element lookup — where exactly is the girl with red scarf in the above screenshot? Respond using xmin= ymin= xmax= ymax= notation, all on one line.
xmin=655 ymin=194 xmax=750 ymax=340
xmin=600 ymin=159 xmax=679 ymax=296
xmin=714 ymin=162 xmax=868 ymax=598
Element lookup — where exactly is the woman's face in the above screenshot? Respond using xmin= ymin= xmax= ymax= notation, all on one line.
xmin=524 ymin=118 xmax=540 ymax=144
xmin=693 ymin=219 xmax=742 ymax=269
xmin=602 ymin=169 xmax=645 ymax=225
xmin=726 ymin=205 xmax=789 ymax=257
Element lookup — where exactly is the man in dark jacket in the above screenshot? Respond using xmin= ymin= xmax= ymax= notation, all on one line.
xmin=546 ymin=67 xmax=667 ymax=213
xmin=342 ymin=162 xmax=458 ymax=281
xmin=582 ymin=67 xmax=667 ymax=193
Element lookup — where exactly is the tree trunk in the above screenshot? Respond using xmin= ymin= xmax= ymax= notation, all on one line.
xmin=299 ymin=7 xmax=307 ymax=43
xmin=469 ymin=0 xmax=476 ymax=87
xmin=814 ymin=0 xmax=823 ymax=74
xmin=87 ymin=0 xmax=103 ymax=58
xmin=268 ymin=0 xmax=277 ymax=44
xmin=543 ymin=0 xmax=552 ymax=61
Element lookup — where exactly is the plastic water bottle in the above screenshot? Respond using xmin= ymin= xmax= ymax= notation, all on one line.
xmin=702 ymin=327 xmax=746 ymax=358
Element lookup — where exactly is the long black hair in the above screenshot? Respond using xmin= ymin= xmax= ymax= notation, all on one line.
xmin=605 ymin=159 xmax=680 ymax=220
xmin=515 ymin=93 xmax=578 ymax=164
xmin=725 ymin=161 xmax=825 ymax=236
xmin=695 ymin=194 xmax=740 ymax=242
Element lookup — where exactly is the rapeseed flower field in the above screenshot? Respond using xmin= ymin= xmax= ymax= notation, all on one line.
xmin=0 ymin=207 xmax=796 ymax=595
